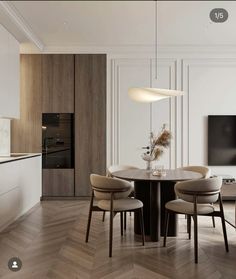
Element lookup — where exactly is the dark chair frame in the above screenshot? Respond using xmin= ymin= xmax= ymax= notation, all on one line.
xmin=163 ymin=189 xmax=229 ymax=264
xmin=86 ymin=186 xmax=145 ymax=257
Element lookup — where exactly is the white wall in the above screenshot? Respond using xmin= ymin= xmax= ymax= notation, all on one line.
xmin=183 ymin=59 xmax=236 ymax=176
xmin=108 ymin=52 xmax=236 ymax=177
xmin=107 ymin=1 xmax=236 ymax=177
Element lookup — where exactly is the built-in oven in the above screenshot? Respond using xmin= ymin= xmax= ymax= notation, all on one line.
xmin=42 ymin=113 xmax=74 ymax=169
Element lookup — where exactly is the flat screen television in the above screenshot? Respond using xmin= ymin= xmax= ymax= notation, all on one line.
xmin=208 ymin=115 xmax=236 ymax=166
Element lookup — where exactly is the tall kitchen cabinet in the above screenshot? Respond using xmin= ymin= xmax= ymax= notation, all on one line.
xmin=75 ymin=55 xmax=106 ymax=196
xmin=11 ymin=54 xmax=106 ymax=198
xmin=41 ymin=54 xmax=75 ymax=197
xmin=11 ymin=55 xmax=42 ymax=153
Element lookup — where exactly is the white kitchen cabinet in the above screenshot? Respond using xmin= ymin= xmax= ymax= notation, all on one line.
xmin=0 ymin=24 xmax=19 ymax=119
xmin=0 ymin=154 xmax=41 ymax=231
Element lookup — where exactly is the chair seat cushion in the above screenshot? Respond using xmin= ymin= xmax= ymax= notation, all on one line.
xmin=98 ymin=198 xmax=143 ymax=211
xmin=165 ymin=199 xmax=214 ymax=215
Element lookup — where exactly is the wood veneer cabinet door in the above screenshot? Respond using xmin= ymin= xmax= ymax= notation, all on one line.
xmin=75 ymin=54 xmax=106 ymax=196
xmin=11 ymin=54 xmax=42 ymax=153
xmin=42 ymin=54 xmax=74 ymax=113
xmin=42 ymin=169 xmax=74 ymax=197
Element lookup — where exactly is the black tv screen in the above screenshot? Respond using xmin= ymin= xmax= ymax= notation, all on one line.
xmin=208 ymin=115 xmax=236 ymax=166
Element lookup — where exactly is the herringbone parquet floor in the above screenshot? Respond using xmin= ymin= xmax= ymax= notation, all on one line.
xmin=0 ymin=200 xmax=236 ymax=279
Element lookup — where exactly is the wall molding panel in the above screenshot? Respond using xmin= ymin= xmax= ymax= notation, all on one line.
xmin=108 ymin=57 xmax=179 ymax=169
xmin=182 ymin=58 xmax=236 ymax=173
xmin=107 ymin=54 xmax=236 ymax=174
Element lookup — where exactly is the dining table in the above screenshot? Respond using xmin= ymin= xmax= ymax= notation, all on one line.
xmin=112 ymin=169 xmax=202 ymax=242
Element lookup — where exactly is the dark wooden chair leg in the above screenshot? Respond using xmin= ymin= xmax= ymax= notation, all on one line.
xmin=211 ymin=203 xmax=215 ymax=228
xmin=109 ymin=193 xmax=114 ymax=257
xmin=193 ymin=196 xmax=198 ymax=264
xmin=124 ymin=212 xmax=127 ymax=230
xmin=163 ymin=209 xmax=169 ymax=247
xmin=102 ymin=211 xmax=106 ymax=222
xmin=120 ymin=212 xmax=123 ymax=236
xmin=85 ymin=190 xmax=94 ymax=242
xmin=187 ymin=215 xmax=191 ymax=240
xmin=212 ymin=216 xmax=215 ymax=228
xmin=130 ymin=212 xmax=131 ymax=217
xmin=139 ymin=208 xmax=145 ymax=246
xmin=219 ymin=193 xmax=229 ymax=252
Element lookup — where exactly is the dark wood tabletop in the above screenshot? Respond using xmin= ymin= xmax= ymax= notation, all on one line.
xmin=112 ymin=169 xmax=203 ymax=182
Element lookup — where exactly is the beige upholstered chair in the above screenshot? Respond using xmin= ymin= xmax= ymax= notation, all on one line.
xmin=178 ymin=166 xmax=215 ymax=228
xmin=179 ymin=165 xmax=211 ymax=179
xmin=107 ymin=164 xmax=139 ymax=177
xmin=163 ymin=177 xmax=229 ymax=263
xmin=102 ymin=165 xmax=139 ymax=223
xmin=86 ymin=174 xmax=145 ymax=257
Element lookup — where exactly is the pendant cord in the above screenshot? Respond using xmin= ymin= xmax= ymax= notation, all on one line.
xmin=155 ymin=0 xmax=158 ymax=79
xmin=150 ymin=103 xmax=152 ymax=134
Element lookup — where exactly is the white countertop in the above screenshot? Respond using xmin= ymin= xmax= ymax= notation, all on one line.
xmin=0 ymin=153 xmax=41 ymax=164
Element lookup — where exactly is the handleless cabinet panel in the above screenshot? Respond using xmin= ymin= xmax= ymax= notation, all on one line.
xmin=42 ymin=169 xmax=74 ymax=197
xmin=11 ymin=54 xmax=42 ymax=153
xmin=42 ymin=54 xmax=74 ymax=113
xmin=0 ymin=24 xmax=20 ymax=119
xmin=75 ymin=54 xmax=106 ymax=196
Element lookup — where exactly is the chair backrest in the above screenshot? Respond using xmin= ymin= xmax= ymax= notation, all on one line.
xmin=107 ymin=165 xmax=139 ymax=177
xmin=179 ymin=166 xmax=211 ymax=178
xmin=175 ymin=176 xmax=222 ymax=204
xmin=90 ymin=174 xmax=132 ymax=200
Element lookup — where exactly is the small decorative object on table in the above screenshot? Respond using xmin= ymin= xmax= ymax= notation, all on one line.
xmin=141 ymin=124 xmax=171 ymax=172
xmin=153 ymin=165 xmax=167 ymax=177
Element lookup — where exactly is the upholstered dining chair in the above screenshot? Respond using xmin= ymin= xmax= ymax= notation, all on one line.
xmin=179 ymin=165 xmax=211 ymax=179
xmin=163 ymin=176 xmax=229 ymax=263
xmin=103 ymin=165 xmax=139 ymax=225
xmin=178 ymin=166 xmax=215 ymax=229
xmin=86 ymin=174 xmax=145 ymax=257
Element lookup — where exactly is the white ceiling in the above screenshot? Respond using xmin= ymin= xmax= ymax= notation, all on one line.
xmin=11 ymin=1 xmax=155 ymax=47
xmin=1 ymin=1 xmax=236 ymax=53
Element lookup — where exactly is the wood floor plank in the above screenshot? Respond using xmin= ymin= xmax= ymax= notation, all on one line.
xmin=0 ymin=201 xmax=236 ymax=278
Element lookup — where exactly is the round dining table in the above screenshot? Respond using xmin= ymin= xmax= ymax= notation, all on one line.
xmin=112 ymin=169 xmax=202 ymax=242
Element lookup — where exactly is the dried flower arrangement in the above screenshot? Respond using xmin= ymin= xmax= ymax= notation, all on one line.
xmin=142 ymin=124 xmax=172 ymax=161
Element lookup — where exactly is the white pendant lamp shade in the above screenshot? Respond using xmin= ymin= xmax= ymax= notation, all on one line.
xmin=128 ymin=87 xmax=184 ymax=103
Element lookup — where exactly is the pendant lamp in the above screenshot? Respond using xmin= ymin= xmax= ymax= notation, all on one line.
xmin=128 ymin=1 xmax=184 ymax=103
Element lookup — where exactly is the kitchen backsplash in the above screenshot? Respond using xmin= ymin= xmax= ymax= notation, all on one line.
xmin=0 ymin=119 xmax=10 ymax=156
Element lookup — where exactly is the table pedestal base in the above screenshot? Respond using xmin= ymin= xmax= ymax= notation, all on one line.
xmin=134 ymin=180 xmax=177 ymax=242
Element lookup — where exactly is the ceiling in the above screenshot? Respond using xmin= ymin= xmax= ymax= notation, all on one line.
xmin=11 ymin=1 xmax=154 ymax=49
xmin=1 ymin=1 xmax=236 ymax=53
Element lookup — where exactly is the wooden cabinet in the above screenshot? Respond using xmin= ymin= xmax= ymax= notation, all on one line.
xmin=42 ymin=54 xmax=74 ymax=113
xmin=11 ymin=54 xmax=106 ymax=198
xmin=42 ymin=169 xmax=74 ymax=197
xmin=11 ymin=55 xmax=42 ymax=153
xmin=0 ymin=24 xmax=19 ymax=119
xmin=75 ymin=54 xmax=106 ymax=196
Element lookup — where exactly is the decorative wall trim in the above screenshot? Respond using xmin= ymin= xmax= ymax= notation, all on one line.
xmin=108 ymin=57 xmax=178 ymax=169
xmin=182 ymin=58 xmax=236 ymax=166
xmin=0 ymin=1 xmax=44 ymax=50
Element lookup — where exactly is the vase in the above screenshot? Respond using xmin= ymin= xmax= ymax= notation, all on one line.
xmin=141 ymin=154 xmax=155 ymax=171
